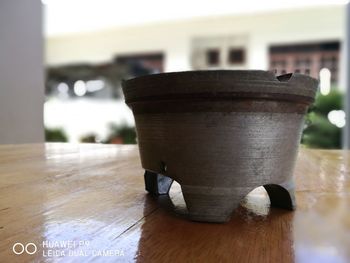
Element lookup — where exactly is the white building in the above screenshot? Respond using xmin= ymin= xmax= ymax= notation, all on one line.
xmin=45 ymin=4 xmax=346 ymax=142
xmin=47 ymin=5 xmax=344 ymax=79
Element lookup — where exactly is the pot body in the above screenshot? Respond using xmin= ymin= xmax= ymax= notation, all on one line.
xmin=123 ymin=70 xmax=318 ymax=222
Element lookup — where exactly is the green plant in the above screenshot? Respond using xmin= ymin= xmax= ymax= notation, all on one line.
xmin=105 ymin=123 xmax=136 ymax=144
xmin=45 ymin=128 xmax=68 ymax=142
xmin=80 ymin=134 xmax=97 ymax=143
xmin=301 ymin=89 xmax=343 ymax=149
xmin=313 ymin=90 xmax=343 ymax=115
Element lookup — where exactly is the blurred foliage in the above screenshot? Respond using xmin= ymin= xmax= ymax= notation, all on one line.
xmin=313 ymin=89 xmax=343 ymax=115
xmin=79 ymin=124 xmax=137 ymax=144
xmin=80 ymin=134 xmax=98 ymax=143
xmin=301 ymin=89 xmax=343 ymax=149
xmin=104 ymin=124 xmax=137 ymax=144
xmin=45 ymin=128 xmax=68 ymax=142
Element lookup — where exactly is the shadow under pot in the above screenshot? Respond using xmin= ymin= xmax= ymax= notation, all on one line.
xmin=122 ymin=70 xmax=318 ymax=223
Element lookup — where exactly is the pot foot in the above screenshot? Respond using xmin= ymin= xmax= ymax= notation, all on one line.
xmin=144 ymin=170 xmax=173 ymax=195
xmin=263 ymin=180 xmax=296 ymax=210
xmin=181 ymin=185 xmax=247 ymax=223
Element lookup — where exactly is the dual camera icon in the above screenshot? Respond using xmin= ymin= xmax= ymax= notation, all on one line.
xmin=12 ymin=243 xmax=37 ymax=255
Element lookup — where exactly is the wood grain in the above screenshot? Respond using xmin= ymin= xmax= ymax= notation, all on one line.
xmin=0 ymin=144 xmax=349 ymax=262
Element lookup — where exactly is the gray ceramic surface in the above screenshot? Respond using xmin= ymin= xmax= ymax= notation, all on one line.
xmin=122 ymin=70 xmax=318 ymax=223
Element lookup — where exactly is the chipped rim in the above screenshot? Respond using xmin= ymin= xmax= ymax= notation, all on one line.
xmin=122 ymin=70 xmax=318 ymax=105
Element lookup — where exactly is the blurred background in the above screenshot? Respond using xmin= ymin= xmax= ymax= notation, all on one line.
xmin=0 ymin=0 xmax=348 ymax=148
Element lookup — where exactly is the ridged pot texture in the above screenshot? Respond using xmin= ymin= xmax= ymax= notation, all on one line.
xmin=122 ymin=70 xmax=318 ymax=222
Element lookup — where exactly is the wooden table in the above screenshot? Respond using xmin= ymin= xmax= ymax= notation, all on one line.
xmin=0 ymin=144 xmax=349 ymax=263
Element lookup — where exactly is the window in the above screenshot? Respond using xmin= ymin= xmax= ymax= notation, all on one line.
xmin=206 ymin=49 xmax=220 ymax=66
xmin=269 ymin=41 xmax=340 ymax=83
xmin=191 ymin=35 xmax=248 ymax=69
xmin=228 ymin=48 xmax=245 ymax=64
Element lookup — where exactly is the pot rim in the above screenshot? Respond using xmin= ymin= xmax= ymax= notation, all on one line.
xmin=122 ymin=70 xmax=318 ymax=105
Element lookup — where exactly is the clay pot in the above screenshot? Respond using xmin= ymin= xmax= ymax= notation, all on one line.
xmin=122 ymin=70 xmax=318 ymax=223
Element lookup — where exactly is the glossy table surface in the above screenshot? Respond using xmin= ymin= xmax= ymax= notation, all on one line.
xmin=0 ymin=143 xmax=349 ymax=263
